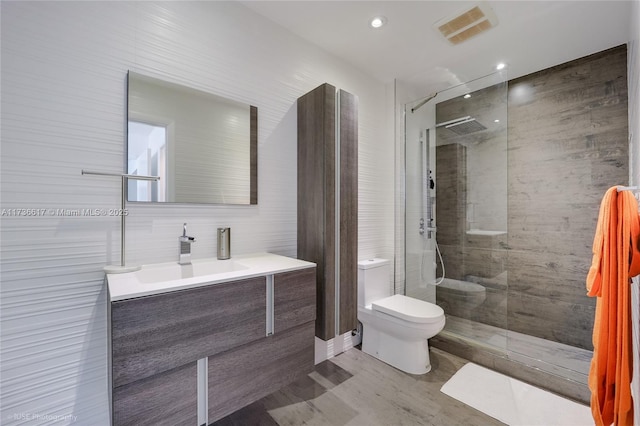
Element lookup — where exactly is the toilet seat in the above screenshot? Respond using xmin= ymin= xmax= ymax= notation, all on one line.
xmin=371 ymin=294 xmax=444 ymax=324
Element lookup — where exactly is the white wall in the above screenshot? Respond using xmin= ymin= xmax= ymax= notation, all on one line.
xmin=0 ymin=2 xmax=394 ymax=424
xmin=402 ymin=99 xmax=437 ymax=303
xmin=393 ymin=80 xmax=432 ymax=296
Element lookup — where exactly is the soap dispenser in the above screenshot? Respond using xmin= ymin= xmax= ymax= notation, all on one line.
xmin=217 ymin=228 xmax=230 ymax=260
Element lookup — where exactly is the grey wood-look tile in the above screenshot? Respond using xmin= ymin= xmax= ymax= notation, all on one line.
xmin=213 ymin=348 xmax=505 ymax=426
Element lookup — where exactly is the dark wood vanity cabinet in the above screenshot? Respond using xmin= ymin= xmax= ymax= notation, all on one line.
xmin=111 ymin=277 xmax=267 ymax=389
xmin=208 ymin=268 xmax=316 ymax=422
xmin=274 ymin=267 xmax=317 ymax=333
xmin=110 ymin=268 xmax=316 ymax=426
xmin=297 ymin=83 xmax=358 ymax=340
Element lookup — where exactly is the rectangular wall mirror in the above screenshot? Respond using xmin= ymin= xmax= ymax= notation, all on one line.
xmin=127 ymin=71 xmax=257 ymax=204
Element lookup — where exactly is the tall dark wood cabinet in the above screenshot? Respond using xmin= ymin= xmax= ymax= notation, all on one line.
xmin=297 ymin=83 xmax=358 ymax=341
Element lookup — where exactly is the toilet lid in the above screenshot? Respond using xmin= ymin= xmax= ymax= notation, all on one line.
xmin=372 ymin=294 xmax=444 ymax=324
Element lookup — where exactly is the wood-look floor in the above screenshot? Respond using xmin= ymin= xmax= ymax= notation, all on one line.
xmin=212 ymin=347 xmax=505 ymax=426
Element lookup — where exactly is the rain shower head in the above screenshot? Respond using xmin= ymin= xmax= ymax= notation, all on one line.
xmin=446 ymin=118 xmax=486 ymax=135
xmin=437 ymin=116 xmax=487 ymax=135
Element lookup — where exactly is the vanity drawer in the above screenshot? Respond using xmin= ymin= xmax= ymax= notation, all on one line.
xmin=112 ymin=276 xmax=266 ymax=387
xmin=113 ymin=362 xmax=197 ymax=426
xmin=274 ymin=268 xmax=316 ymax=333
xmin=208 ymin=321 xmax=315 ymax=423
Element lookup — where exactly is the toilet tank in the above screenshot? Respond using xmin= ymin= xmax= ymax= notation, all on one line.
xmin=358 ymin=258 xmax=391 ymax=307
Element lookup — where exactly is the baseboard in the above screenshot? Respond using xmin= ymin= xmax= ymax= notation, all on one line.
xmin=314 ymin=331 xmax=359 ymax=364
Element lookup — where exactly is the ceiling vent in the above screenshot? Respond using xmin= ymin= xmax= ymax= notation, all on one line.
xmin=434 ymin=2 xmax=498 ymax=45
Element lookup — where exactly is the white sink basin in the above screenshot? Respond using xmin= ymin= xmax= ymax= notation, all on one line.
xmin=106 ymin=252 xmax=316 ymax=302
xmin=136 ymin=259 xmax=250 ymax=284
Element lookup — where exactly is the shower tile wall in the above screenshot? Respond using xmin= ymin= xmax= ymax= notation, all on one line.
xmin=507 ymin=45 xmax=628 ymax=349
xmin=434 ymin=143 xmax=466 ymax=281
xmin=435 ymin=45 xmax=628 ymax=349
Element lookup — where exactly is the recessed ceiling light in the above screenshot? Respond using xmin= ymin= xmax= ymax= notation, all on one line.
xmin=370 ymin=16 xmax=387 ymax=29
xmin=494 ymin=119 xmax=500 ymax=123
xmin=496 ymin=62 xmax=506 ymax=70
xmin=463 ymin=94 xmax=471 ymax=99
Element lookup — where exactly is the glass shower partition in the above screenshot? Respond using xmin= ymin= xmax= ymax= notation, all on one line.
xmin=404 ymin=71 xmax=509 ymax=353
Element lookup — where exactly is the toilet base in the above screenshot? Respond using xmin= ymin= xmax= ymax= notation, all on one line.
xmin=361 ymin=325 xmax=431 ymax=375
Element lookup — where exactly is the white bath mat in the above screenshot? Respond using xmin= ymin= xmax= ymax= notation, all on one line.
xmin=441 ymin=363 xmax=593 ymax=426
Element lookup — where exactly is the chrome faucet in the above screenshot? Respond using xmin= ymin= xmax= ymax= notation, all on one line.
xmin=178 ymin=223 xmax=196 ymax=265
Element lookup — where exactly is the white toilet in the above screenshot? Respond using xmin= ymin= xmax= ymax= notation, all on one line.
xmin=357 ymin=258 xmax=445 ymax=375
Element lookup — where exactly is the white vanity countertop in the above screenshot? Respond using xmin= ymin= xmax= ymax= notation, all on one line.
xmin=107 ymin=252 xmax=315 ymax=302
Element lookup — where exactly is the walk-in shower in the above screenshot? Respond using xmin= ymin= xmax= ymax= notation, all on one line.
xmin=398 ymin=70 xmax=593 ymax=400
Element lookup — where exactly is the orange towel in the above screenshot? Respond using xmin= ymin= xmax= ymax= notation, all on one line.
xmin=587 ymin=186 xmax=639 ymax=426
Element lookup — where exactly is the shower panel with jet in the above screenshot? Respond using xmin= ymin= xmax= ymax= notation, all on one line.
xmin=419 ymin=128 xmax=435 ymax=239
xmin=418 ymin=128 xmax=445 ymax=286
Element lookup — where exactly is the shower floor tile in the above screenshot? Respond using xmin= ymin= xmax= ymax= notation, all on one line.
xmin=441 ymin=315 xmax=592 ymax=384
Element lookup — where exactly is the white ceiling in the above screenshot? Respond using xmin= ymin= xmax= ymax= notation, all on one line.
xmin=242 ymin=1 xmax=633 ymax=95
